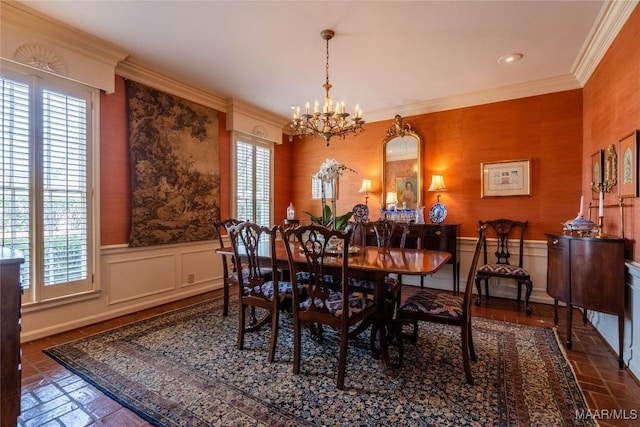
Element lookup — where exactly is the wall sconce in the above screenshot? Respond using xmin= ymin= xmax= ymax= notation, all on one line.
xmin=385 ymin=192 xmax=398 ymax=210
xmin=427 ymin=175 xmax=448 ymax=224
xmin=358 ymin=179 xmax=373 ymax=205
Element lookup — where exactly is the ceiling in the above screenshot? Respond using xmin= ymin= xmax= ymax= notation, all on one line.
xmin=17 ymin=1 xmax=629 ymax=124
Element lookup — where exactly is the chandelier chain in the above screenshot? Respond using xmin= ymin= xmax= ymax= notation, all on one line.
xmin=325 ymin=35 xmax=331 ymax=95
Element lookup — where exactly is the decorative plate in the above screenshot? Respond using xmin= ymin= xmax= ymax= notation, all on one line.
xmin=352 ymin=204 xmax=369 ymax=223
xmin=429 ymin=202 xmax=447 ymax=224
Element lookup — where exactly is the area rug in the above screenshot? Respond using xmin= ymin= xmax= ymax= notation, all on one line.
xmin=44 ymin=296 xmax=595 ymax=426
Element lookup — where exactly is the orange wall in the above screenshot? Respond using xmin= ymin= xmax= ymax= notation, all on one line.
xmin=101 ymin=82 xmax=583 ymax=244
xmin=283 ymin=90 xmax=583 ymax=240
xmin=583 ymin=5 xmax=640 ymax=261
xmin=100 ymin=77 xmax=130 ymax=246
xmin=102 ymin=6 xmax=640 ymax=252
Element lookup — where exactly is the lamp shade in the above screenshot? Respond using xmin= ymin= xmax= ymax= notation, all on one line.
xmin=427 ymin=175 xmax=447 ymax=192
xmin=358 ymin=179 xmax=372 ymax=193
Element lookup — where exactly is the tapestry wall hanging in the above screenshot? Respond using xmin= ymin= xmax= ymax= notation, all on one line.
xmin=127 ymin=80 xmax=220 ymax=247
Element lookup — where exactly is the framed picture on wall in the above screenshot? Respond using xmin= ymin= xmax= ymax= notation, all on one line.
xmin=480 ymin=159 xmax=531 ymax=197
xmin=395 ymin=176 xmax=418 ymax=209
xmin=619 ymin=130 xmax=639 ymax=198
xmin=591 ymin=149 xmax=604 ymax=199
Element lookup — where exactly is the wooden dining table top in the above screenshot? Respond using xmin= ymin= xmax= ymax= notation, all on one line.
xmin=217 ymin=241 xmax=452 ymax=276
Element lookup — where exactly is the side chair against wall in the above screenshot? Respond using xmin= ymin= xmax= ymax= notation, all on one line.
xmin=228 ymin=222 xmax=292 ymax=362
xmin=394 ymin=225 xmax=486 ymax=385
xmin=475 ymin=219 xmax=533 ymax=315
xmin=282 ymin=224 xmax=378 ymax=390
xmin=214 ymin=218 xmax=242 ymax=317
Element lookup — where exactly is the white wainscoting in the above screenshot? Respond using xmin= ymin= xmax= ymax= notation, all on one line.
xmin=589 ymin=260 xmax=640 ymax=379
xmin=21 ymin=234 xmax=638 ymax=380
xmin=405 ymin=237 xmax=555 ymax=306
xmin=20 ymin=239 xmax=226 ymax=342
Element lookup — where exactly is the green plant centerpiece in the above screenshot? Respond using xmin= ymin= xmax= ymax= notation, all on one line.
xmin=305 ymin=159 xmax=356 ymax=231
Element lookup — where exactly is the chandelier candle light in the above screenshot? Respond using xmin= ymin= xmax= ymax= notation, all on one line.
xmin=290 ymin=29 xmax=365 ymax=145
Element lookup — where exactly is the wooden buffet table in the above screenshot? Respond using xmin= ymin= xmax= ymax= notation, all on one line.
xmin=546 ymin=233 xmax=625 ymax=368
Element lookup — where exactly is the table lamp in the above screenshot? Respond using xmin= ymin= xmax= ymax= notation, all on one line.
xmin=358 ymin=179 xmax=373 ymax=205
xmin=427 ymin=175 xmax=448 ymax=224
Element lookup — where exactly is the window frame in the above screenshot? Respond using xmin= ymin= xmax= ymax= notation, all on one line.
xmin=231 ymin=131 xmax=273 ymax=226
xmin=1 ymin=60 xmax=100 ymax=307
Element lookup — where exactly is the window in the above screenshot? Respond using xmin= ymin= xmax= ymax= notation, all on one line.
xmin=233 ymin=133 xmax=272 ymax=226
xmin=1 ymin=63 xmax=96 ymax=304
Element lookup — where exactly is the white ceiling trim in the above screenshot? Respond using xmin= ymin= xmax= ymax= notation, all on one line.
xmin=116 ymin=59 xmax=227 ymax=113
xmin=572 ymin=0 xmax=639 ymax=86
xmin=366 ymin=74 xmax=583 ymax=122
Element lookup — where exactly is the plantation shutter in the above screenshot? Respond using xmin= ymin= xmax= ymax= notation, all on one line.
xmin=236 ymin=140 xmax=253 ymax=222
xmin=234 ymin=136 xmax=272 ymax=226
xmin=0 ymin=77 xmax=31 ymax=286
xmin=42 ymin=90 xmax=88 ymax=285
xmin=255 ymin=145 xmax=270 ymax=226
xmin=1 ymin=66 xmax=94 ymax=302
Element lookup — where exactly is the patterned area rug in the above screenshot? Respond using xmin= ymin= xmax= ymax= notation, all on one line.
xmin=44 ymin=297 xmax=595 ymax=426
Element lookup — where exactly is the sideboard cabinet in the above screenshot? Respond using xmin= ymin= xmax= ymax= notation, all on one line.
xmin=546 ymin=234 xmax=625 ymax=368
xmin=1 ymin=248 xmax=24 ymax=427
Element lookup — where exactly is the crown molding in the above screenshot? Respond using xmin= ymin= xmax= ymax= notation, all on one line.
xmin=1 ymin=1 xmax=128 ymax=68
xmin=573 ymin=0 xmax=639 ymax=85
xmin=225 ymin=97 xmax=289 ymax=131
xmin=365 ymin=74 xmax=582 ymax=123
xmin=116 ymin=59 xmax=227 ymax=112
xmin=226 ymin=98 xmax=288 ymax=144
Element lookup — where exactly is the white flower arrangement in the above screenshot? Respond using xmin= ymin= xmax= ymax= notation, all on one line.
xmin=316 ymin=158 xmax=356 ymax=183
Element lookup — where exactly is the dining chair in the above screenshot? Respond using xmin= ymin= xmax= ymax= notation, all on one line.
xmin=474 ymin=219 xmax=533 ymax=315
xmin=281 ymin=224 xmax=378 ymax=390
xmin=228 ymin=222 xmax=292 ymax=362
xmin=394 ymin=224 xmax=486 ymax=385
xmin=214 ymin=218 xmax=242 ymax=317
xmin=349 ymin=203 xmax=370 ymax=247
xmin=348 ymin=219 xmax=409 ymax=302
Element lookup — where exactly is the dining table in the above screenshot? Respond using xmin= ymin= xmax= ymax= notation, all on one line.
xmin=216 ymin=240 xmax=452 ymax=372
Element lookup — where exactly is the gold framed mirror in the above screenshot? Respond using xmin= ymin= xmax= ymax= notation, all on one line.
xmin=382 ymin=115 xmax=422 ymax=210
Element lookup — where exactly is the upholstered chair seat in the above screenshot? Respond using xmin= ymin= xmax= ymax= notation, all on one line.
xmin=399 ymin=289 xmax=464 ymax=318
xmin=347 ymin=276 xmax=400 ymax=295
xmin=300 ymin=290 xmax=375 ymax=317
xmin=478 ymin=263 xmax=528 ymax=276
xmin=245 ymin=280 xmax=303 ymax=303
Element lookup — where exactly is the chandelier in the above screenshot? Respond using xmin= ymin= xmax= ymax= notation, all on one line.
xmin=290 ymin=29 xmax=365 ymax=146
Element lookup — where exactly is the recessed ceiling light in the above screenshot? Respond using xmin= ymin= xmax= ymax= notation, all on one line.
xmin=498 ymin=53 xmax=523 ymax=64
